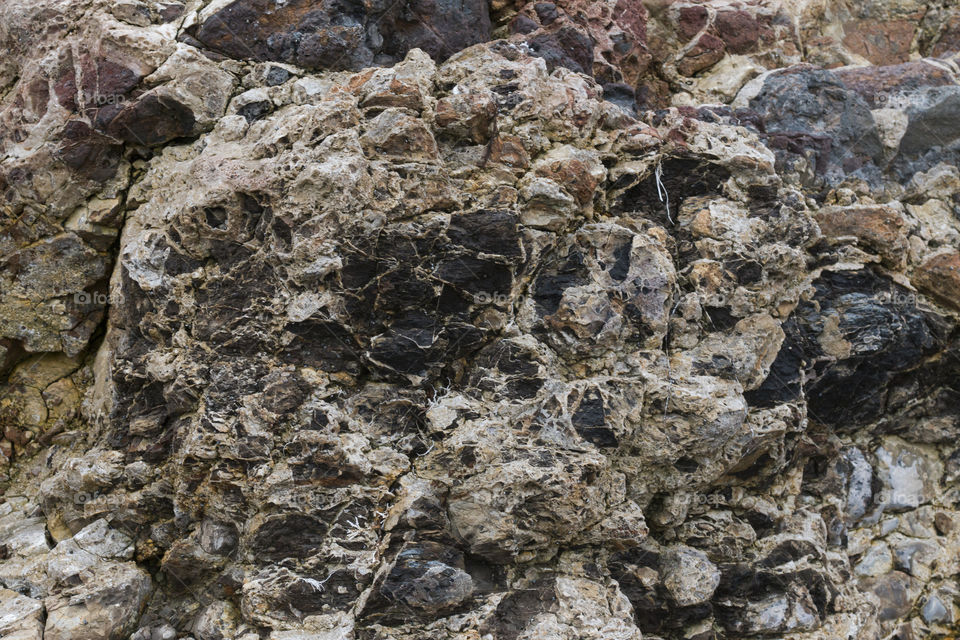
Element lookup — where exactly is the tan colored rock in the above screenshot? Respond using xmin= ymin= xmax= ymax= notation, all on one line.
xmin=435 ymin=90 xmax=498 ymax=143
xmin=361 ymin=109 xmax=439 ymax=161
xmin=0 ymin=589 xmax=44 ymax=640
xmin=43 ymin=562 xmax=152 ymax=640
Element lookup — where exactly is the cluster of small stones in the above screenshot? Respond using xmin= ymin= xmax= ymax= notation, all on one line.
xmin=2 ymin=0 xmax=960 ymax=639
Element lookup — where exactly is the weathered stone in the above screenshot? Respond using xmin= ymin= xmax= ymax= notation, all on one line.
xmin=862 ymin=571 xmax=919 ymax=622
xmin=746 ymin=268 xmax=947 ymax=429
xmin=833 ymin=60 xmax=957 ymax=110
xmin=360 ymin=109 xmax=439 ymax=161
xmin=660 ymin=545 xmax=720 ymax=606
xmin=854 ymin=542 xmax=893 ymax=577
xmin=0 ymin=589 xmax=44 ymax=640
xmin=874 ymin=438 xmax=941 ymax=513
xmin=106 ymin=91 xmax=196 ymax=146
xmin=739 ymin=67 xmax=884 ymax=187
xmin=192 ymin=0 xmax=490 ymax=71
xmin=435 ymin=91 xmax=498 ymax=143
xmin=379 ymin=544 xmax=473 ymax=612
xmin=814 ymin=204 xmax=908 ymax=267
xmin=921 ymin=593 xmax=949 ymax=623
xmin=43 ymin=563 xmax=152 ymax=640
xmin=843 ymin=18 xmax=917 ymax=66
xmin=677 ymin=33 xmax=726 ymax=76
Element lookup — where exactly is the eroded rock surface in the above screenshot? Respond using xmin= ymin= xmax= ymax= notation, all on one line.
xmin=2 ymin=1 xmax=960 ymax=639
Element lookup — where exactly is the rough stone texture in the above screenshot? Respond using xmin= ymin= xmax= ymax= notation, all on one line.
xmin=2 ymin=1 xmax=960 ymax=640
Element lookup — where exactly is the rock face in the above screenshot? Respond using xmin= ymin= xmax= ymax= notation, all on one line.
xmin=2 ymin=1 xmax=960 ymax=639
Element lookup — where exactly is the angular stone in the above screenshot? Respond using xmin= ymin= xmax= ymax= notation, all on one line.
xmin=814 ymin=204 xmax=908 ymax=267
xmin=57 ymin=120 xmax=123 ymax=183
xmin=0 ymin=589 xmax=44 ymax=640
xmin=842 ymin=447 xmax=873 ymax=522
xmin=740 ymin=67 xmax=884 ymax=186
xmin=922 ymin=593 xmax=949 ymax=623
xmin=6 ymin=4 xmax=960 ymax=639
xmin=862 ymin=571 xmax=919 ymax=622
xmin=435 ymin=91 xmax=498 ymax=144
xmin=913 ymin=250 xmax=960 ymax=310
xmin=360 ymin=109 xmax=438 ymax=161
xmin=106 ymin=91 xmax=196 ymax=146
xmin=730 ymin=591 xmax=821 ymax=635
xmin=842 ymin=18 xmax=917 ymax=66
xmin=525 ymin=26 xmax=595 ymax=75
xmin=834 ymin=60 xmax=956 ymax=110
xmin=43 ymin=562 xmax=152 ymax=640
xmin=874 ymin=439 xmax=940 ymax=512
xmin=899 ymin=87 xmax=960 ymax=156
xmin=714 ymin=10 xmax=760 ymax=54
xmin=891 ymin=539 xmax=939 ymax=580
xmin=0 ymin=516 xmax=49 ymax=558
xmin=379 ymin=545 xmax=473 ymax=612
xmin=746 ymin=269 xmax=946 ymax=428
xmin=677 ymin=33 xmax=725 ymax=76
xmin=853 ymin=542 xmax=892 ymax=577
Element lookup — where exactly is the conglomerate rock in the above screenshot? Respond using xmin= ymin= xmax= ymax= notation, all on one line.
xmin=1 ymin=1 xmax=960 ymax=639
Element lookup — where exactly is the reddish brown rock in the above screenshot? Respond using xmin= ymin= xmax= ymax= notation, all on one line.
xmin=56 ymin=120 xmax=123 ymax=183
xmin=54 ymin=52 xmax=80 ymax=112
xmin=536 ymin=158 xmax=600 ymax=206
xmin=675 ymin=5 xmax=708 ymax=40
xmin=54 ymin=52 xmax=143 ymax=121
xmin=913 ymin=251 xmax=960 ymax=310
xmin=360 ymin=80 xmax=424 ymax=111
xmin=814 ymin=204 xmax=908 ymax=267
xmin=614 ymin=0 xmax=648 ymax=43
xmin=82 ymin=57 xmax=141 ymax=110
xmin=842 ymin=18 xmax=918 ymax=66
xmin=714 ymin=10 xmax=760 ymax=54
xmin=106 ymin=92 xmax=196 ymax=146
xmin=506 ymin=0 xmax=651 ymax=87
xmin=484 ymin=135 xmax=529 ymax=169
xmin=435 ymin=92 xmax=498 ymax=144
xmin=677 ymin=32 xmax=725 ymax=76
